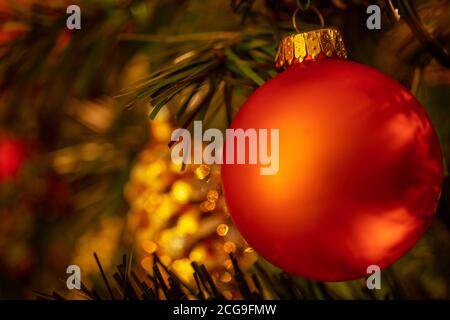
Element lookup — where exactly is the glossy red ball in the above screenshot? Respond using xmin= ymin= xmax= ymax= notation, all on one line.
xmin=221 ymin=59 xmax=443 ymax=281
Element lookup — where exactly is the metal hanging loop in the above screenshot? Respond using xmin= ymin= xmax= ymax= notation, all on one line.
xmin=296 ymin=0 xmax=311 ymax=10
xmin=292 ymin=5 xmax=325 ymax=33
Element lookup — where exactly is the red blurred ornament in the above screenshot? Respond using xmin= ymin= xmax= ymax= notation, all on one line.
xmin=0 ymin=133 xmax=27 ymax=183
xmin=221 ymin=28 xmax=443 ymax=281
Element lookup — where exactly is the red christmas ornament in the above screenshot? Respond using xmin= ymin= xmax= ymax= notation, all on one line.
xmin=0 ymin=133 xmax=27 ymax=183
xmin=221 ymin=27 xmax=443 ymax=281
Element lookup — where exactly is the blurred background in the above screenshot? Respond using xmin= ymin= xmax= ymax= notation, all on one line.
xmin=0 ymin=0 xmax=449 ymax=299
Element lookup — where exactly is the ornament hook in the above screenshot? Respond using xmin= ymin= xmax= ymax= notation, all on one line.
xmin=295 ymin=0 xmax=311 ymax=10
xmin=292 ymin=5 xmax=325 ymax=33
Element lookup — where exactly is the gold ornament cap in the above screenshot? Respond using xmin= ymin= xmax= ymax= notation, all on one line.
xmin=275 ymin=6 xmax=348 ymax=70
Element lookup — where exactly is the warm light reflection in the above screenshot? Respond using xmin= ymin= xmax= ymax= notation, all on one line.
xmin=170 ymin=181 xmax=192 ymax=204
